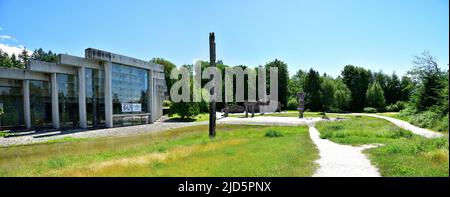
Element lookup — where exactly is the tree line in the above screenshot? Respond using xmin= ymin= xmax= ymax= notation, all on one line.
xmin=0 ymin=48 xmax=57 ymax=69
xmin=1 ymin=48 xmax=446 ymax=131
xmin=155 ymin=51 xmax=448 ymax=132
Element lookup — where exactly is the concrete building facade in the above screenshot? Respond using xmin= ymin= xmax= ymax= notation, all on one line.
xmin=0 ymin=48 xmax=166 ymax=129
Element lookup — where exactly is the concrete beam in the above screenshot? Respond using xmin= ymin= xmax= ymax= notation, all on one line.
xmin=23 ymin=80 xmax=31 ymax=129
xmin=148 ymin=70 xmax=153 ymax=123
xmin=57 ymin=54 xmax=102 ymax=69
xmin=85 ymin=48 xmax=164 ymax=72
xmin=28 ymin=60 xmax=76 ymax=75
xmin=0 ymin=68 xmax=49 ymax=81
xmin=51 ymin=73 xmax=60 ymax=129
xmin=104 ymin=62 xmax=113 ymax=128
xmin=78 ymin=67 xmax=87 ymax=128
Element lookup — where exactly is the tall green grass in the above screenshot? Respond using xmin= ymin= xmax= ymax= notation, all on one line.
xmin=0 ymin=125 xmax=318 ymax=177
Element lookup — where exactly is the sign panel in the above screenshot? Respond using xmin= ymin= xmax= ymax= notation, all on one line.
xmin=121 ymin=103 xmax=132 ymax=112
xmin=132 ymin=103 xmax=142 ymax=112
xmin=121 ymin=103 xmax=142 ymax=113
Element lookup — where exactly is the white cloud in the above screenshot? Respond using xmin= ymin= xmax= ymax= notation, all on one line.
xmin=0 ymin=43 xmax=32 ymax=56
xmin=0 ymin=35 xmax=16 ymax=41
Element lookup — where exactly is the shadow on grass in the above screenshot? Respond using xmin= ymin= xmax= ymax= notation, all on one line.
xmin=162 ymin=118 xmax=197 ymax=122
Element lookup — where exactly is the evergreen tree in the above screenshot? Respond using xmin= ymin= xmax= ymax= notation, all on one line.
xmin=264 ymin=59 xmax=289 ymax=110
xmin=341 ymin=65 xmax=370 ymax=111
xmin=333 ymin=78 xmax=352 ymax=110
xmin=366 ymin=81 xmax=386 ymax=109
xmin=408 ymin=51 xmax=444 ymax=111
xmin=320 ymin=77 xmax=336 ymax=111
xmin=304 ymin=68 xmax=322 ymax=111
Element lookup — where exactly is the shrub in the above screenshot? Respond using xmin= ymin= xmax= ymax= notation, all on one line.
xmin=409 ymin=111 xmax=441 ymax=129
xmin=265 ymin=130 xmax=284 ymax=137
xmin=327 ymin=107 xmax=344 ymax=113
xmin=385 ymin=101 xmax=407 ymax=112
xmin=169 ymin=101 xmax=200 ymax=119
xmin=287 ymin=98 xmax=298 ymax=110
xmin=363 ymin=107 xmax=378 ymax=113
xmin=163 ymin=100 xmax=172 ymax=107
xmin=437 ymin=115 xmax=449 ymax=132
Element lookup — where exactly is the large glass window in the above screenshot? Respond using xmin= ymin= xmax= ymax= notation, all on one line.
xmin=29 ymin=80 xmax=52 ymax=127
xmin=86 ymin=68 xmax=105 ymax=127
xmin=111 ymin=63 xmax=149 ymax=126
xmin=0 ymin=79 xmax=23 ymax=128
xmin=57 ymin=74 xmax=79 ymax=128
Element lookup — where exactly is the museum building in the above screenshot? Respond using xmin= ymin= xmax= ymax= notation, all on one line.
xmin=0 ymin=48 xmax=166 ymax=129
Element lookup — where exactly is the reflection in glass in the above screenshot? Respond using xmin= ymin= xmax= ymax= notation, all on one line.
xmin=29 ymin=80 xmax=52 ymax=127
xmin=111 ymin=63 xmax=149 ymax=127
xmin=57 ymin=74 xmax=79 ymax=128
xmin=0 ymin=79 xmax=23 ymax=128
xmin=86 ymin=68 xmax=105 ymax=127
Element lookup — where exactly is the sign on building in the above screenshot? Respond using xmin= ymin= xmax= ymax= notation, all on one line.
xmin=121 ymin=103 xmax=142 ymax=113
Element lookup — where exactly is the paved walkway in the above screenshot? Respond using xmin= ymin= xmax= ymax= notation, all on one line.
xmin=309 ymin=127 xmax=381 ymax=177
xmin=352 ymin=113 xmax=443 ymax=138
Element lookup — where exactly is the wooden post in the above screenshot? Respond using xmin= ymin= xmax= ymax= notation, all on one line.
xmin=224 ymin=103 xmax=229 ymax=117
xmin=297 ymin=92 xmax=305 ymax=118
xmin=209 ymin=32 xmax=216 ymax=138
xmin=244 ymin=100 xmax=248 ymax=118
xmin=251 ymin=102 xmax=255 ymax=118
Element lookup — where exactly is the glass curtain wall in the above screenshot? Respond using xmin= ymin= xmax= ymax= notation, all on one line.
xmin=85 ymin=68 xmax=105 ymax=127
xmin=29 ymin=80 xmax=52 ymax=127
xmin=57 ymin=74 xmax=79 ymax=128
xmin=111 ymin=63 xmax=149 ymax=126
xmin=0 ymin=79 xmax=23 ymax=128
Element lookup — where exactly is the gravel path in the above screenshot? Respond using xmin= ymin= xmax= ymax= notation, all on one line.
xmin=217 ymin=116 xmax=323 ymax=126
xmin=0 ymin=121 xmax=207 ymax=147
xmin=309 ymin=126 xmax=381 ymax=177
xmin=352 ymin=113 xmax=443 ymax=138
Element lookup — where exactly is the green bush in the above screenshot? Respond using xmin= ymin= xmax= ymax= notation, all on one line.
xmin=287 ymin=98 xmax=299 ymax=110
xmin=437 ymin=115 xmax=449 ymax=132
xmin=386 ymin=101 xmax=406 ymax=112
xmin=386 ymin=101 xmax=407 ymax=112
xmin=265 ymin=130 xmax=284 ymax=137
xmin=363 ymin=107 xmax=378 ymax=113
xmin=409 ymin=111 xmax=441 ymax=129
xmin=169 ymin=101 xmax=200 ymax=119
xmin=327 ymin=107 xmax=344 ymax=113
xmin=163 ymin=100 xmax=172 ymax=107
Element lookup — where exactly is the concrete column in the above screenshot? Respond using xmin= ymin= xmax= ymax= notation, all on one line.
xmin=148 ymin=70 xmax=154 ymax=123
xmin=51 ymin=73 xmax=60 ymax=129
xmin=78 ymin=67 xmax=87 ymax=128
xmin=23 ymin=80 xmax=31 ymax=129
xmin=104 ymin=62 xmax=113 ymax=128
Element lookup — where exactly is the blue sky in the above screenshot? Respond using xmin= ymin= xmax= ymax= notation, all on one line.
xmin=0 ymin=0 xmax=448 ymax=77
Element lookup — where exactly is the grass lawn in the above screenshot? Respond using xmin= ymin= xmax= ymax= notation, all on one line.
xmin=0 ymin=124 xmax=318 ymax=177
xmin=315 ymin=116 xmax=449 ymax=177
